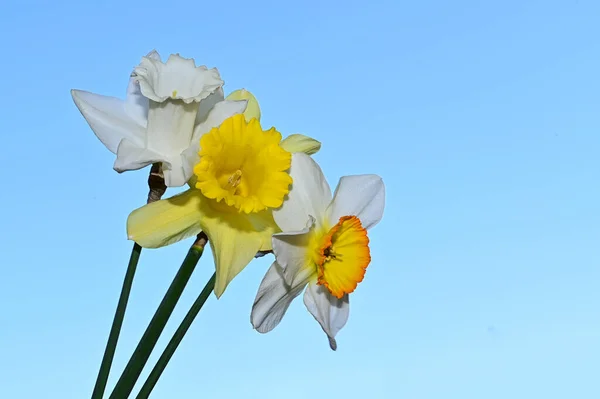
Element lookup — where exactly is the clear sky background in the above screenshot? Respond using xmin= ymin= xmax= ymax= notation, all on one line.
xmin=1 ymin=0 xmax=599 ymax=398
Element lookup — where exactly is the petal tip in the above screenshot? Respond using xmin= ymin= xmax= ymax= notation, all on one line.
xmin=225 ymin=88 xmax=261 ymax=122
xmin=213 ymin=287 xmax=224 ymax=299
xmin=280 ymin=134 xmax=322 ymax=155
xmin=70 ymin=89 xmax=83 ymax=104
xmin=328 ymin=336 xmax=337 ymax=351
xmin=145 ymin=49 xmax=161 ymax=60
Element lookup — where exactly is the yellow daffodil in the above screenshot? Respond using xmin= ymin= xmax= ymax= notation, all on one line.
xmin=127 ymin=99 xmax=322 ymax=298
xmin=251 ymin=153 xmax=385 ymax=350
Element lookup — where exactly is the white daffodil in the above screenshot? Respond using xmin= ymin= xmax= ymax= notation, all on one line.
xmin=251 ymin=153 xmax=385 ymax=350
xmin=71 ymin=50 xmax=251 ymax=187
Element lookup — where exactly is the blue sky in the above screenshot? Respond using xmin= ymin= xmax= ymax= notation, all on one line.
xmin=1 ymin=0 xmax=599 ymax=398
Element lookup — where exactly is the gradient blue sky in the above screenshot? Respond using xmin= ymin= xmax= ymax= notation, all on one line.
xmin=1 ymin=0 xmax=599 ymax=398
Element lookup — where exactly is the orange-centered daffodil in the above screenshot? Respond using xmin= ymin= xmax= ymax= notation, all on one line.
xmin=251 ymin=153 xmax=385 ymax=350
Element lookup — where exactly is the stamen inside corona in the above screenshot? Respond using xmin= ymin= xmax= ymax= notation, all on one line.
xmin=193 ymin=114 xmax=292 ymax=213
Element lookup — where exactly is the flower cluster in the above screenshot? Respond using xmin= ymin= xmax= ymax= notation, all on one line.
xmin=72 ymin=51 xmax=385 ymax=350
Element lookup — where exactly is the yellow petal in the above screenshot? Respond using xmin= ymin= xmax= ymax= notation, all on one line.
xmin=253 ymin=211 xmax=279 ymax=251
xmin=197 ymin=201 xmax=279 ymax=298
xmin=127 ymin=189 xmax=203 ymax=248
xmin=128 ymin=187 xmax=279 ymax=297
xmin=280 ymin=134 xmax=322 ymax=155
xmin=225 ymin=89 xmax=261 ymax=122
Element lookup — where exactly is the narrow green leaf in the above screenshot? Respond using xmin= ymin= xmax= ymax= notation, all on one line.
xmin=136 ymin=273 xmax=216 ymax=399
xmin=91 ymin=243 xmax=142 ymax=399
xmin=109 ymin=244 xmax=205 ymax=399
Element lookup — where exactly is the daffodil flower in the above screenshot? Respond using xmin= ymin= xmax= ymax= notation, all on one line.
xmin=71 ymin=50 xmax=251 ymax=187
xmin=250 ymin=153 xmax=385 ymax=350
xmin=126 ymin=106 xmax=322 ymax=297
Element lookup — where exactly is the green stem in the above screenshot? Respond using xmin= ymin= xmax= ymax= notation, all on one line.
xmin=136 ymin=273 xmax=216 ymax=399
xmin=91 ymin=243 xmax=142 ymax=399
xmin=108 ymin=241 xmax=206 ymax=399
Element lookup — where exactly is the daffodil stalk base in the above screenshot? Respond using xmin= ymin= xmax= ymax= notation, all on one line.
xmin=147 ymin=163 xmax=167 ymax=203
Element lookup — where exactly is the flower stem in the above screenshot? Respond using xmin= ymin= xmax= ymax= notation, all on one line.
xmin=90 ymin=163 xmax=166 ymax=399
xmin=91 ymin=243 xmax=142 ymax=399
xmin=108 ymin=233 xmax=208 ymax=399
xmin=136 ymin=272 xmax=216 ymax=399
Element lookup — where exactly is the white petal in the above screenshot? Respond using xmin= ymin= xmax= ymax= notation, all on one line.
xmin=161 ymin=154 xmax=189 ymax=187
xmin=114 ymin=138 xmax=165 ymax=172
xmin=273 ymin=153 xmax=332 ymax=232
xmin=145 ymin=49 xmax=161 ymax=61
xmin=181 ymin=145 xmax=199 ymax=188
xmin=123 ymin=50 xmax=160 ymax=126
xmin=145 ymin=100 xmax=199 ymax=157
xmin=124 ymin=74 xmax=149 ymax=127
xmin=272 ymin=216 xmax=315 ymax=286
xmin=115 ymin=138 xmax=189 ymax=186
xmin=134 ymin=54 xmax=223 ymax=103
xmin=327 ymin=175 xmax=385 ymax=230
xmin=303 ymin=282 xmax=350 ymax=351
xmin=71 ymin=89 xmax=145 ymax=153
xmin=251 ymin=261 xmax=311 ymax=333
xmin=192 ymin=99 xmax=248 ymax=144
xmin=195 ymin=87 xmax=225 ymax=125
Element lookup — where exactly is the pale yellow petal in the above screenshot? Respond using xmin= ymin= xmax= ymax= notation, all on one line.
xmin=128 ymin=182 xmax=279 ymax=297
xmin=197 ymin=201 xmax=278 ymax=298
xmin=127 ymin=189 xmax=203 ymax=248
xmin=225 ymin=89 xmax=261 ymax=122
xmin=280 ymin=134 xmax=321 ymax=155
xmin=251 ymin=211 xmax=280 ymax=251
